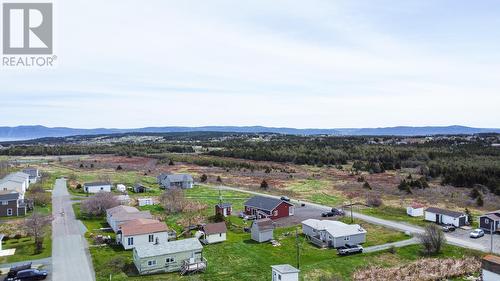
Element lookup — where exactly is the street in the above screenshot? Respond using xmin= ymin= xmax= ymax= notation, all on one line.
xmin=51 ymin=178 xmax=95 ymax=281
xmin=214 ymin=185 xmax=499 ymax=254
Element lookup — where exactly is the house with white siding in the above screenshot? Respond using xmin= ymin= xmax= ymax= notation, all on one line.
xmin=84 ymin=182 xmax=112 ymax=193
xmin=117 ymin=218 xmax=169 ymax=250
xmin=22 ymin=168 xmax=40 ymax=184
xmin=301 ymin=219 xmax=366 ymax=248
xmin=199 ymin=222 xmax=227 ymax=244
xmin=271 ymin=264 xmax=300 ymax=281
xmin=251 ymin=218 xmax=274 ymax=243
xmin=424 ymin=207 xmax=468 ymax=227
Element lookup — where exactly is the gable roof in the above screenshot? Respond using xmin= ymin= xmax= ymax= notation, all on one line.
xmin=114 ymin=211 xmax=152 ymax=222
xmin=22 ymin=168 xmax=39 ymax=178
xmin=252 ymin=218 xmax=274 ymax=231
xmin=202 ymin=222 xmax=227 ymax=235
xmin=216 ymin=203 xmax=232 ymax=208
xmin=120 ymin=219 xmax=168 ymax=236
xmin=425 ymin=207 xmax=465 ymax=218
xmin=0 ymin=190 xmax=21 ymax=201
xmin=410 ymin=203 xmax=425 ymax=209
xmin=302 ymin=219 xmax=366 ymax=237
xmin=134 ymin=238 xmax=202 ymax=258
xmin=244 ymin=196 xmax=292 ymax=212
xmin=84 ymin=182 xmax=111 ymax=187
xmin=482 ymin=213 xmax=500 ymax=221
xmin=107 ymin=205 xmax=139 ymax=216
xmin=271 ymin=264 xmax=300 ymax=274
xmin=159 ymin=173 xmax=194 ymax=183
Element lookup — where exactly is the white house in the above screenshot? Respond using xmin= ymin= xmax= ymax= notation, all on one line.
xmin=106 ymin=205 xmax=153 ymax=232
xmin=84 ymin=182 xmax=112 ymax=193
xmin=117 ymin=219 xmax=169 ymax=250
xmin=0 ymin=172 xmax=30 ymax=196
xmin=138 ymin=198 xmax=153 ymax=207
xmin=199 ymin=222 xmax=227 ymax=244
xmin=406 ymin=203 xmax=425 ymax=217
xmin=301 ymin=219 xmax=366 ymax=248
xmin=116 ymin=184 xmax=127 ymax=193
xmin=22 ymin=168 xmax=40 ymax=184
xmin=424 ymin=207 xmax=468 ymax=227
xmin=271 ymin=264 xmax=300 ymax=281
xmin=482 ymin=255 xmax=500 ymax=281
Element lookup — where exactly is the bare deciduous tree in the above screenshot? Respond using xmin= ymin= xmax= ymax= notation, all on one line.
xmin=81 ymin=192 xmax=119 ymax=216
xmin=160 ymin=188 xmax=186 ymax=214
xmin=24 ymin=212 xmax=52 ymax=254
xmin=418 ymin=224 xmax=446 ymax=255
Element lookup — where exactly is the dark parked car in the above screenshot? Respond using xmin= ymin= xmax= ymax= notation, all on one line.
xmin=4 ymin=269 xmax=48 ymax=281
xmin=337 ymin=244 xmax=363 ymax=256
xmin=321 ymin=211 xmax=335 ymax=217
xmin=6 ymin=263 xmax=32 ymax=278
xmin=442 ymin=224 xmax=456 ymax=232
xmin=331 ymin=208 xmax=345 ymax=216
xmin=280 ymin=196 xmax=290 ymax=202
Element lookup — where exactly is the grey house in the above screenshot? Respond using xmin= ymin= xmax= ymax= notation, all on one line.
xmin=157 ymin=174 xmax=194 ymax=189
xmin=479 ymin=210 xmax=500 ymax=233
xmin=133 ymin=238 xmax=206 ymax=275
xmin=251 ymin=218 xmax=274 ymax=243
xmin=22 ymin=168 xmax=40 ymax=184
xmin=0 ymin=191 xmax=26 ymax=217
xmin=302 ymin=219 xmax=366 ymax=248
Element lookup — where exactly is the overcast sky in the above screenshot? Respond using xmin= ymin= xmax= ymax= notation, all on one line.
xmin=1 ymin=0 xmax=500 ymax=129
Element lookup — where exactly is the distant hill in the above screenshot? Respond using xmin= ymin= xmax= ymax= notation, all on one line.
xmin=0 ymin=125 xmax=498 ymax=140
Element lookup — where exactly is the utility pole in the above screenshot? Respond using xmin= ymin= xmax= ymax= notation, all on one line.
xmin=295 ymin=228 xmax=300 ymax=269
xmin=491 ymin=222 xmax=494 ymax=253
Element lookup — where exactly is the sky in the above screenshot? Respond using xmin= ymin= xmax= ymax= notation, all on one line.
xmin=1 ymin=0 xmax=500 ymax=129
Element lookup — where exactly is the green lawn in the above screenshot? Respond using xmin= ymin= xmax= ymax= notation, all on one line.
xmin=0 ymin=230 xmax=52 ymax=264
xmin=338 ymin=217 xmax=409 ymax=247
xmin=357 ymin=205 xmax=430 ymax=227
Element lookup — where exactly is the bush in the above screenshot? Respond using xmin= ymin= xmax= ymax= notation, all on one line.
xmin=363 ymin=181 xmax=372 ymax=190
xmin=116 ymin=165 xmax=122 ymax=170
xmin=200 ymin=174 xmax=208 ymax=183
xmin=260 ymin=180 xmax=269 ymax=189
xmin=81 ymin=192 xmax=119 ymax=217
xmin=366 ymin=194 xmax=382 ymax=207
xmin=418 ymin=224 xmax=446 ymax=255
xmin=106 ymin=256 xmax=127 ymax=274
xmin=216 ymin=176 xmax=222 ymax=183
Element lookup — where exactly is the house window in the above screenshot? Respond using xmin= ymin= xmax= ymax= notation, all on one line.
xmin=149 ymin=234 xmax=154 ymax=243
xmin=485 ymin=218 xmax=490 ymax=224
xmin=165 ymin=257 xmax=175 ymax=263
xmin=273 ymin=210 xmax=278 ymax=216
xmin=100 ymin=187 xmax=104 ymax=190
xmin=7 ymin=208 xmax=13 ymax=216
xmin=147 ymin=260 xmax=156 ymax=266
xmin=219 ymin=233 xmax=222 ymax=237
xmin=127 ymin=237 xmax=134 ymax=245
xmin=278 ymin=274 xmax=282 ymax=280
xmin=344 ymin=236 xmax=350 ymax=241
xmin=1 ymin=201 xmax=7 ymax=205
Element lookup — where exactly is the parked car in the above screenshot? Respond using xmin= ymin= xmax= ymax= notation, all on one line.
xmin=442 ymin=224 xmax=456 ymax=232
xmin=337 ymin=244 xmax=363 ymax=256
xmin=280 ymin=196 xmax=290 ymax=202
xmin=321 ymin=211 xmax=335 ymax=217
xmin=4 ymin=269 xmax=48 ymax=281
xmin=6 ymin=263 xmax=32 ymax=279
xmin=470 ymin=229 xmax=485 ymax=238
xmin=331 ymin=208 xmax=345 ymax=216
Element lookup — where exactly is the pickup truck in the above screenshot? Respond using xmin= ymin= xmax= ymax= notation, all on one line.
xmin=337 ymin=244 xmax=363 ymax=256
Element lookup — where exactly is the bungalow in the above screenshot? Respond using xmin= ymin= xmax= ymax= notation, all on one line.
xmin=271 ymin=264 xmax=300 ymax=281
xmin=301 ymin=219 xmax=366 ymax=248
xmin=406 ymin=203 xmax=425 ymax=217
xmin=251 ymin=218 xmax=274 ymax=243
xmin=106 ymin=205 xmax=153 ymax=232
xmin=482 ymin=255 xmax=500 ymax=281
xmin=117 ymin=219 xmax=169 ymax=250
xmin=215 ymin=202 xmax=232 ymax=217
xmin=133 ymin=238 xmax=206 ymax=275
xmin=22 ymin=168 xmax=40 ymax=184
xmin=244 ymin=196 xmax=294 ymax=220
xmin=200 ymin=222 xmax=227 ymax=244
xmin=83 ymin=182 xmax=112 ymax=193
xmin=479 ymin=210 xmax=500 ymax=233
xmin=157 ymin=173 xmax=194 ymax=189
xmin=0 ymin=191 xmax=26 ymax=217
xmin=424 ymin=207 xmax=468 ymax=227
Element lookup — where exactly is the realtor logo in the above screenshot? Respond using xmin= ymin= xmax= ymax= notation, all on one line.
xmin=2 ymin=3 xmax=53 ymax=54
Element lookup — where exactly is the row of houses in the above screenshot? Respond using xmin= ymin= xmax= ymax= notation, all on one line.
xmin=0 ymin=169 xmax=39 ymax=217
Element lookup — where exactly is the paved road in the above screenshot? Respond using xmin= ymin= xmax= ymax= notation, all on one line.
xmin=213 ymin=185 xmax=498 ymax=254
xmin=52 ymin=178 xmax=95 ymax=281
xmin=364 ymin=238 xmax=419 ymax=253
xmin=0 ymin=258 xmax=52 ymax=280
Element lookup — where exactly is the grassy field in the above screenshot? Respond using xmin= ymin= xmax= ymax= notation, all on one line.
xmin=357 ymin=205 xmax=430 ymax=227
xmin=0 ymin=231 xmax=52 ymax=264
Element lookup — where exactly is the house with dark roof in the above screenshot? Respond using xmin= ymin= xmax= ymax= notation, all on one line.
xmin=482 ymin=255 xmax=500 ymax=281
xmin=251 ymin=218 xmax=274 ymax=242
xmin=0 ymin=191 xmax=26 ymax=217
xmin=424 ymin=207 xmax=468 ymax=227
xmin=244 ymin=196 xmax=294 ymax=220
xmin=215 ymin=202 xmax=232 ymax=217
xmin=22 ymin=168 xmax=40 ymax=184
xmin=479 ymin=210 xmax=500 ymax=233
xmin=157 ymin=174 xmax=194 ymax=189
xmin=199 ymin=222 xmax=227 ymax=244
xmin=117 ymin=219 xmax=169 ymax=250
xmin=83 ymin=182 xmax=112 ymax=193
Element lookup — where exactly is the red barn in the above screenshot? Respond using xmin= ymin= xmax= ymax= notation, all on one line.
xmin=244 ymin=196 xmax=294 ymax=220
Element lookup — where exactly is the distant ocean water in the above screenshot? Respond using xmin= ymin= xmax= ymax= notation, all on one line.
xmin=0 ymin=138 xmax=27 ymax=142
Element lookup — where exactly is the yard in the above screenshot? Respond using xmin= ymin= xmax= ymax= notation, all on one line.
xmin=0 ymin=230 xmax=52 ymax=264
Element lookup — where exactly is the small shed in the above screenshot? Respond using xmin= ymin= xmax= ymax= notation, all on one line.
xmin=424 ymin=207 xmax=468 ymax=227
xmin=271 ymin=264 xmax=300 ymax=281
xmin=0 ymin=234 xmax=4 ymax=251
xmin=200 ymin=222 xmax=227 ymax=244
xmin=138 ymin=198 xmax=153 ymax=207
xmin=406 ymin=203 xmax=425 ymax=217
xmin=482 ymin=255 xmax=500 ymax=281
xmin=133 ymin=183 xmax=150 ymax=193
xmin=251 ymin=218 xmax=274 ymax=243
xmin=215 ymin=203 xmax=232 ymax=217
xmin=116 ymin=184 xmax=127 ymax=193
